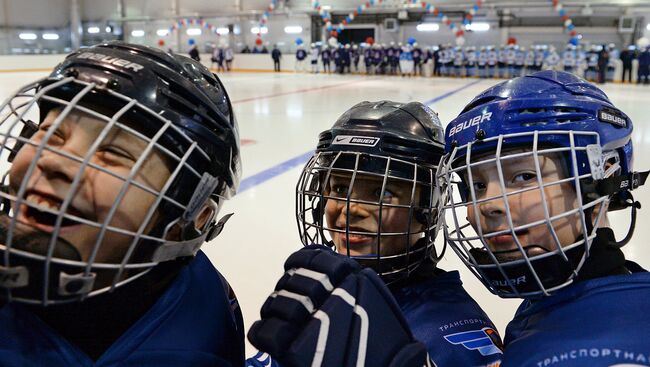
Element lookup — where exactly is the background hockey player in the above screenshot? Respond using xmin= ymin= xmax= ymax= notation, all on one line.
xmin=321 ymin=45 xmax=332 ymax=74
xmin=351 ymin=44 xmax=360 ymax=73
xmin=562 ymin=44 xmax=576 ymax=73
xmin=211 ymin=45 xmax=225 ymax=72
xmin=606 ymin=43 xmax=618 ymax=82
xmin=386 ymin=41 xmax=398 ymax=75
xmin=585 ymin=44 xmax=599 ymax=81
xmin=309 ymin=43 xmax=320 ymax=73
xmin=295 ymin=44 xmax=307 ymax=73
xmin=543 ymin=45 xmax=561 ymax=70
xmin=477 ymin=46 xmax=488 ymax=78
xmin=452 ymin=46 xmax=464 ymax=77
xmin=399 ymin=44 xmax=414 ymax=77
xmin=438 ymin=70 xmax=650 ymax=366
xmin=0 ymin=42 xmax=246 ymax=366
xmin=465 ymin=46 xmax=477 ymax=77
xmin=487 ymin=45 xmax=498 ymax=78
xmin=620 ymin=45 xmax=635 ymax=83
xmin=271 ymin=44 xmax=282 ymax=72
xmin=498 ymin=44 xmax=508 ymax=78
xmin=223 ymin=43 xmax=234 ymax=71
xmin=363 ymin=44 xmax=373 ymax=74
xmin=412 ymin=42 xmax=423 ymax=76
xmin=597 ymin=43 xmax=609 ymax=84
xmin=341 ymin=44 xmax=351 ymax=74
xmin=248 ymin=101 xmax=503 ymax=367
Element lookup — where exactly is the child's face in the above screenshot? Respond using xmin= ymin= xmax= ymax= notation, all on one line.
xmin=465 ymin=151 xmax=582 ymax=262
xmin=324 ymin=173 xmax=424 ymax=257
xmin=8 ymin=108 xmax=171 ymax=264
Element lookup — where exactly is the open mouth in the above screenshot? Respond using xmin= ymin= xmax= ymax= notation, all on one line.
xmin=20 ymin=192 xmax=84 ymax=230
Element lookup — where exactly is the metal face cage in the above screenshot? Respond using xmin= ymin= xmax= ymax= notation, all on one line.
xmin=0 ymin=76 xmax=225 ymax=305
xmin=437 ymin=130 xmax=613 ymax=298
xmin=296 ymin=150 xmax=442 ymax=282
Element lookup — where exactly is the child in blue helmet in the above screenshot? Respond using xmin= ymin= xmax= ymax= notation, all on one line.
xmin=438 ymin=70 xmax=650 ymax=366
xmin=248 ymin=101 xmax=503 ymax=367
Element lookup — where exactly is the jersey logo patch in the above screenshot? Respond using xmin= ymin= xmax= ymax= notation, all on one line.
xmin=444 ymin=327 xmax=503 ymax=356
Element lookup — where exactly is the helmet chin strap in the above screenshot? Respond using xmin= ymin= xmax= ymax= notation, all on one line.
xmin=585 ymin=169 xmax=649 ymax=248
xmin=612 ymin=191 xmax=641 ymax=248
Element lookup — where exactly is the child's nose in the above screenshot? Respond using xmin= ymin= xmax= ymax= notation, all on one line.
xmin=36 ymin=149 xmax=79 ymax=183
xmin=478 ymin=182 xmax=507 ymax=218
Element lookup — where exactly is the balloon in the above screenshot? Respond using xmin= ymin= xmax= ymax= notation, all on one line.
xmin=255 ymin=37 xmax=263 ymax=46
xmin=330 ymin=30 xmax=339 ymax=38
xmin=328 ymin=37 xmax=338 ymax=48
xmin=507 ymin=37 xmax=517 ymax=45
xmin=365 ymin=36 xmax=374 ymax=45
xmin=455 ymin=36 xmax=465 ymax=46
xmin=158 ymin=39 xmax=165 ymax=46
xmin=637 ymin=37 xmax=649 ymax=49
xmin=295 ymin=37 xmax=304 ymax=45
xmin=188 ymin=38 xmax=195 ymax=46
xmin=407 ymin=37 xmax=416 ymax=45
xmin=569 ymin=37 xmax=579 ymax=46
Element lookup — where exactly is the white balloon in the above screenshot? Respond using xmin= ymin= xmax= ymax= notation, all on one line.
xmin=637 ymin=37 xmax=650 ymax=48
xmin=328 ymin=37 xmax=338 ymax=47
xmin=455 ymin=36 xmax=466 ymax=46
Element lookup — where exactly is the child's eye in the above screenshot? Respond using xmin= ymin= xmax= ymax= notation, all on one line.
xmin=512 ymin=172 xmax=536 ymax=184
xmin=331 ymin=184 xmax=349 ymax=197
xmin=374 ymin=188 xmax=395 ymax=203
xmin=37 ymin=126 xmax=64 ymax=145
xmin=99 ymin=146 xmax=135 ymax=162
xmin=472 ymin=181 xmax=486 ymax=192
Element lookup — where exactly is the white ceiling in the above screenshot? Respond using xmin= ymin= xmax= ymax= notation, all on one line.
xmin=1 ymin=0 xmax=650 ymax=28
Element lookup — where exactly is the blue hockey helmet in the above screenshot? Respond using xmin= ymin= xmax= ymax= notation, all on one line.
xmin=437 ymin=70 xmax=647 ymax=298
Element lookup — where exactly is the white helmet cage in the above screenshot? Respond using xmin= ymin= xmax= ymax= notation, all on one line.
xmin=0 ymin=76 xmax=231 ymax=306
xmin=296 ymin=150 xmax=443 ymax=282
xmin=437 ymin=131 xmax=618 ymax=298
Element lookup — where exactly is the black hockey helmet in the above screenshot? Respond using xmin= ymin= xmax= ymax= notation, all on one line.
xmin=296 ymin=100 xmax=445 ymax=283
xmin=0 ymin=42 xmax=241 ymax=305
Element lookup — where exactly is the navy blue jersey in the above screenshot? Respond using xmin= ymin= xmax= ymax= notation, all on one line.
xmin=0 ymin=251 xmax=245 ymax=366
xmin=392 ymin=269 xmax=503 ymax=366
xmin=296 ymin=49 xmax=307 ymax=60
xmin=502 ymin=263 xmax=650 ymax=367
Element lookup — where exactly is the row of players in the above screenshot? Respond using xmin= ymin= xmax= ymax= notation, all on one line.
xmin=297 ymin=42 xmax=622 ymax=81
xmin=1 ymin=41 xmax=649 ymax=367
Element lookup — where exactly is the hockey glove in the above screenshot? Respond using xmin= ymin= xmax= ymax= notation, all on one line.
xmin=247 ymin=245 xmax=432 ymax=367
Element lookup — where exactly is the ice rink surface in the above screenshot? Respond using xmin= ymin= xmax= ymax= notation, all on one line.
xmin=1 ymin=70 xmax=648 ymax=354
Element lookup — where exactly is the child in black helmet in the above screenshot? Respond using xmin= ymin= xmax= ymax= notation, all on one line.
xmin=0 ymin=42 xmax=244 ymax=366
xmin=249 ymin=101 xmax=503 ymax=367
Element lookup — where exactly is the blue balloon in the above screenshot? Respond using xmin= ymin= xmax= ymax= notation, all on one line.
xmin=188 ymin=38 xmax=195 ymax=45
xmin=295 ymin=37 xmax=303 ymax=45
xmin=407 ymin=37 xmax=416 ymax=45
xmin=569 ymin=37 xmax=579 ymax=46
xmin=559 ymin=9 xmax=566 ymax=16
